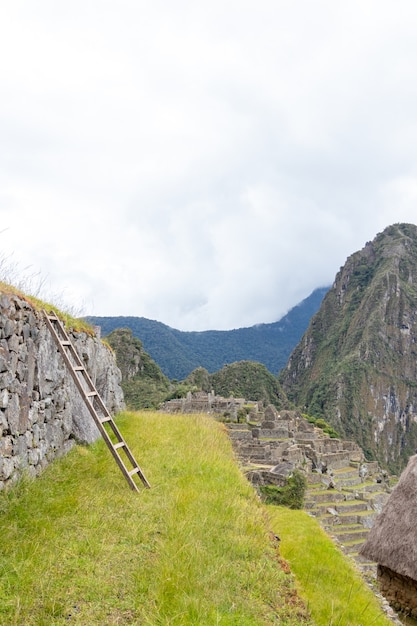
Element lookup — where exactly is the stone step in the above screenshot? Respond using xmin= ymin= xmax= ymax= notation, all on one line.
xmin=336 ymin=537 xmax=367 ymax=554
xmin=314 ymin=501 xmax=370 ymax=516
xmin=246 ymin=454 xmax=270 ymax=463
xmin=353 ymin=553 xmax=377 ymax=575
xmin=333 ymin=475 xmax=363 ymax=488
xmin=227 ymin=430 xmax=253 ymax=441
xmin=319 ymin=510 xmax=376 ymax=527
xmin=331 ymin=526 xmax=370 ymax=543
xmin=321 ymin=516 xmax=359 ymax=528
xmin=348 ymin=482 xmax=388 ymax=495
xmin=238 ymin=443 xmax=269 ymax=454
xmin=306 ymin=475 xmax=325 ymax=486
xmin=332 ymin=466 xmax=360 ymax=478
xmin=306 ymin=490 xmax=347 ymax=503
xmin=255 ymin=428 xmax=290 ymax=439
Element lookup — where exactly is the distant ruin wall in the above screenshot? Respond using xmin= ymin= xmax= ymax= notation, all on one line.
xmin=160 ymin=391 xmax=257 ymax=420
xmin=0 ymin=293 xmax=125 ymax=490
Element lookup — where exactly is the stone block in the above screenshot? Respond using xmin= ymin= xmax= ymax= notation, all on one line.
xmin=8 ymin=334 xmax=20 ymax=353
xmin=15 ymin=435 xmax=28 ymax=467
xmin=0 ymin=389 xmax=8 ymax=409
xmin=0 ymin=457 xmax=15 ymax=480
xmin=22 ymin=323 xmax=31 ymax=342
xmin=5 ymin=393 xmax=20 ymax=435
xmin=28 ymin=448 xmax=41 ymax=466
xmin=3 ymin=318 xmax=15 ymax=338
xmin=0 ymin=436 xmax=13 ymax=456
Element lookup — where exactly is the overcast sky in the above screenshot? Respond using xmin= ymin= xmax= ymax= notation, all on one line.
xmin=1 ymin=1 xmax=417 ymax=330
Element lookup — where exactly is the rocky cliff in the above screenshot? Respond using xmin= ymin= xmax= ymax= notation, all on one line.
xmin=280 ymin=223 xmax=417 ymax=473
xmin=105 ymin=327 xmax=170 ymax=409
xmin=0 ymin=292 xmax=124 ymax=490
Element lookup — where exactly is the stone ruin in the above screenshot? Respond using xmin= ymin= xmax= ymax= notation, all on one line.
xmin=160 ymin=390 xmax=253 ymax=420
xmin=161 ymin=395 xmax=371 ymax=486
xmin=227 ymin=404 xmax=368 ymax=487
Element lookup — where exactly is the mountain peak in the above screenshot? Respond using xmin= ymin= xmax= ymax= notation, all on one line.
xmin=280 ymin=223 xmax=417 ymax=473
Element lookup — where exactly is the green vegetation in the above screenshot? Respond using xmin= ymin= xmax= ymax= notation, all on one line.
xmin=106 ymin=326 xmax=291 ymax=411
xmin=268 ymin=506 xmax=394 ymax=626
xmin=210 ymin=361 xmax=289 ymax=409
xmin=260 ymin=471 xmax=306 ymax=509
xmin=302 ymin=413 xmax=340 ymax=438
xmin=86 ymin=287 xmax=328 ymax=379
xmin=0 ymin=412 xmax=310 ymax=625
xmin=184 ymin=365 xmax=212 ymax=391
xmin=105 ymin=328 xmax=170 ymax=409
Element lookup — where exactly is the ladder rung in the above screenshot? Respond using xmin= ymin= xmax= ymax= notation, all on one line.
xmin=61 ymin=341 xmax=71 ymax=346
xmin=74 ymin=366 xmax=85 ymax=371
xmin=100 ymin=416 xmax=112 ymax=423
xmin=129 ymin=467 xmax=140 ymax=476
xmin=87 ymin=391 xmax=98 ymax=397
xmin=114 ymin=442 xmax=125 ymax=450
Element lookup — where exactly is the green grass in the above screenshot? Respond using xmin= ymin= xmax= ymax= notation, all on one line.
xmin=268 ymin=507 xmax=394 ymax=626
xmin=0 ymin=412 xmax=310 ymax=625
xmin=0 ymin=281 xmax=93 ymax=334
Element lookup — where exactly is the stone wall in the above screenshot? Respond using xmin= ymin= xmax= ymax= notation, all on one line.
xmin=0 ymin=293 xmax=125 ymax=490
xmin=160 ymin=391 xmax=257 ymax=420
xmin=377 ymin=564 xmax=417 ymax=618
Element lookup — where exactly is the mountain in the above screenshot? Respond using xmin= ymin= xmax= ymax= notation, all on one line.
xmin=279 ymin=223 xmax=417 ymax=473
xmin=105 ymin=328 xmax=170 ymax=409
xmin=208 ymin=361 xmax=289 ymax=410
xmin=106 ymin=331 xmax=289 ymax=411
xmin=87 ymin=287 xmax=328 ymax=380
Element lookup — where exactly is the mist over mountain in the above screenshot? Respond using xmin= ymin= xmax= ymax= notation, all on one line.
xmin=280 ymin=223 xmax=417 ymax=472
xmin=87 ymin=287 xmax=328 ymax=380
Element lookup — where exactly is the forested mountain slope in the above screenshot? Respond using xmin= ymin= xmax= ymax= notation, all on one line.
xmin=105 ymin=328 xmax=170 ymax=409
xmin=88 ymin=287 xmax=328 ymax=379
xmin=280 ymin=223 xmax=417 ymax=473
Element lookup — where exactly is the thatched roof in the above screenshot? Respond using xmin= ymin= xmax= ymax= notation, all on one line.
xmin=360 ymin=455 xmax=417 ymax=581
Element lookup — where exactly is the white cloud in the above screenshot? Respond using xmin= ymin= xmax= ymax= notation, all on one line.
xmin=1 ymin=1 xmax=417 ymax=329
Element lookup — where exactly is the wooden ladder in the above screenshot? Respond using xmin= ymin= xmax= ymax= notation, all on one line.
xmin=44 ymin=311 xmax=150 ymax=492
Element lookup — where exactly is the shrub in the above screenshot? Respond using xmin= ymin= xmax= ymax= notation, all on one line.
xmin=259 ymin=471 xmax=306 ymax=509
xmin=302 ymin=414 xmax=340 ymax=439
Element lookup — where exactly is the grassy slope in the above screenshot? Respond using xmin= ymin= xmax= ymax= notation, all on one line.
xmin=0 ymin=412 xmax=310 ymax=626
xmin=269 ymin=507 xmax=394 ymax=626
